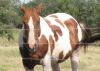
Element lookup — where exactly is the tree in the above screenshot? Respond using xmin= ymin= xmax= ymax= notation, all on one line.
xmin=1 ymin=0 xmax=99 ymax=40
xmin=20 ymin=0 xmax=100 ymax=33
xmin=0 ymin=0 xmax=21 ymax=40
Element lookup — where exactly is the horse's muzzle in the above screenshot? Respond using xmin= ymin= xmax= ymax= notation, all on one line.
xmin=28 ymin=43 xmax=38 ymax=52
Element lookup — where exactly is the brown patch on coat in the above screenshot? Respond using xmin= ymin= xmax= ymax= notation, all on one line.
xmin=45 ymin=19 xmax=62 ymax=41
xmin=64 ymin=18 xmax=78 ymax=51
xmin=38 ymin=34 xmax=48 ymax=55
xmin=59 ymin=51 xmax=63 ymax=60
xmin=45 ymin=19 xmax=58 ymax=41
xmin=51 ymin=25 xmax=62 ymax=36
xmin=49 ymin=35 xmax=55 ymax=53
xmin=50 ymin=15 xmax=58 ymax=18
xmin=55 ymin=19 xmax=64 ymax=28
xmin=64 ymin=51 xmax=72 ymax=60
xmin=58 ymin=51 xmax=72 ymax=63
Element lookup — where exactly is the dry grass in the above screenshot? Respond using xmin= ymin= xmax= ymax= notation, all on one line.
xmin=0 ymin=46 xmax=100 ymax=71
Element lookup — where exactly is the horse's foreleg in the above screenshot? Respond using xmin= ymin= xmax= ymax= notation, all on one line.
xmin=42 ymin=55 xmax=52 ymax=71
xmin=25 ymin=67 xmax=34 ymax=71
xmin=51 ymin=61 xmax=60 ymax=71
xmin=70 ymin=48 xmax=80 ymax=71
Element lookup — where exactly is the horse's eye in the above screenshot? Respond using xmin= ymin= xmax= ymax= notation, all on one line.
xmin=37 ymin=23 xmax=40 ymax=28
xmin=22 ymin=16 xmax=29 ymax=24
xmin=38 ymin=32 xmax=40 ymax=37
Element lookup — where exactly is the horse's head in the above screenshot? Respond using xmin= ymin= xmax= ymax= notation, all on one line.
xmin=20 ymin=4 xmax=42 ymax=50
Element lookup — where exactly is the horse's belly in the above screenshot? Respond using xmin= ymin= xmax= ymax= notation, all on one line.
xmin=52 ymin=28 xmax=72 ymax=60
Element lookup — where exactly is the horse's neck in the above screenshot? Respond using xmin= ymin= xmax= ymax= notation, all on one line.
xmin=39 ymin=16 xmax=53 ymax=39
xmin=40 ymin=16 xmax=50 ymax=29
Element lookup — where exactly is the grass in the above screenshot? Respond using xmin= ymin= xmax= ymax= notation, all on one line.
xmin=0 ymin=46 xmax=100 ymax=71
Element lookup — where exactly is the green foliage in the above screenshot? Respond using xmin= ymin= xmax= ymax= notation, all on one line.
xmin=0 ymin=0 xmax=21 ymax=40
xmin=26 ymin=0 xmax=100 ymax=30
xmin=29 ymin=0 xmax=99 ymax=34
xmin=0 ymin=0 xmax=100 ymax=40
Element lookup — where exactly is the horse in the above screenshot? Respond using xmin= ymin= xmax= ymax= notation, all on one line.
xmin=18 ymin=4 xmax=91 ymax=71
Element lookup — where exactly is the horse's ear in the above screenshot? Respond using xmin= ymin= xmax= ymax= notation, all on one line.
xmin=20 ymin=5 xmax=25 ymax=13
xmin=35 ymin=3 xmax=44 ymax=14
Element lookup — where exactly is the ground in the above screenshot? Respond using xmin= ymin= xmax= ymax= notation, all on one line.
xmin=0 ymin=46 xmax=100 ymax=71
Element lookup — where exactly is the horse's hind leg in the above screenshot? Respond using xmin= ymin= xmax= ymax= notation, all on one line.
xmin=70 ymin=47 xmax=80 ymax=71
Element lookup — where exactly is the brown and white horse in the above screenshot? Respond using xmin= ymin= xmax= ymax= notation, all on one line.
xmin=19 ymin=4 xmax=91 ymax=71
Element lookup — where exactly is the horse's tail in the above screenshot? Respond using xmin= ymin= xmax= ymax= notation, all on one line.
xmin=79 ymin=23 xmax=100 ymax=52
xmin=79 ymin=23 xmax=92 ymax=52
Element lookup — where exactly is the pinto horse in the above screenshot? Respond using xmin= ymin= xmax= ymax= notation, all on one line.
xmin=19 ymin=4 xmax=91 ymax=71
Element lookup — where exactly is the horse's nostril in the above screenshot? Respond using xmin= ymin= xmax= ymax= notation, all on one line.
xmin=29 ymin=44 xmax=34 ymax=49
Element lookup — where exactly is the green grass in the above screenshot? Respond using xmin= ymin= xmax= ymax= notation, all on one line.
xmin=0 ymin=46 xmax=100 ymax=71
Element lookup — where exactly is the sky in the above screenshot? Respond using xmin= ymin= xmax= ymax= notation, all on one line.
xmin=20 ymin=0 xmax=32 ymax=3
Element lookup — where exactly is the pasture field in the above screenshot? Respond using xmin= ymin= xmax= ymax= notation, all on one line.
xmin=0 ymin=46 xmax=100 ymax=71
